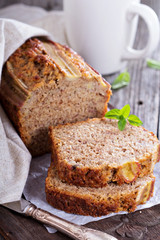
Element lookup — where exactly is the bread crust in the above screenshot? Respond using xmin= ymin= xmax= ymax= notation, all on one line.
xmin=0 ymin=38 xmax=111 ymax=156
xmin=45 ymin=163 xmax=155 ymax=217
xmin=49 ymin=118 xmax=160 ymax=187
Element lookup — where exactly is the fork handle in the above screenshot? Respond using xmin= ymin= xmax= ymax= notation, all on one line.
xmin=24 ymin=203 xmax=117 ymax=240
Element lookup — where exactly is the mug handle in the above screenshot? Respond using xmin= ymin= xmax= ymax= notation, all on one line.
xmin=123 ymin=2 xmax=160 ymax=59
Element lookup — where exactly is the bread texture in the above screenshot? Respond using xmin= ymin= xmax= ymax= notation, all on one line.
xmin=45 ymin=162 xmax=155 ymax=217
xmin=0 ymin=38 xmax=111 ymax=156
xmin=49 ymin=118 xmax=160 ymax=187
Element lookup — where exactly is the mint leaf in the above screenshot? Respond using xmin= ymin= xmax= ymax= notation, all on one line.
xmin=147 ymin=58 xmax=160 ymax=70
xmin=120 ymin=104 xmax=130 ymax=118
xmin=105 ymin=109 xmax=120 ymax=119
xmin=128 ymin=114 xmax=143 ymax=126
xmin=118 ymin=115 xmax=127 ymax=131
xmin=111 ymin=72 xmax=130 ymax=90
xmin=105 ymin=104 xmax=143 ymax=131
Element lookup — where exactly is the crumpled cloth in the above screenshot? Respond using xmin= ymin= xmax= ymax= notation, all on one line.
xmin=0 ymin=4 xmax=65 ymax=204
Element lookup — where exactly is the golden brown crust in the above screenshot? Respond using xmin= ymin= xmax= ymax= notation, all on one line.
xmin=45 ymin=163 xmax=155 ymax=217
xmin=157 ymin=144 xmax=160 ymax=162
xmin=3 ymin=37 xmax=110 ymax=91
xmin=46 ymin=187 xmax=120 ymax=216
xmin=49 ymin=118 xmax=160 ymax=187
xmin=0 ymin=38 xmax=111 ymax=156
xmin=51 ymin=149 xmax=157 ymax=187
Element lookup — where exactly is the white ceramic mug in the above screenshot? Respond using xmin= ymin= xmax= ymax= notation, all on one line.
xmin=63 ymin=0 xmax=160 ymax=74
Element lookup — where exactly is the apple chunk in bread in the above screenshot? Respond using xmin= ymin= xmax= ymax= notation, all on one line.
xmin=49 ymin=118 xmax=160 ymax=187
xmin=117 ymin=162 xmax=141 ymax=184
xmin=136 ymin=178 xmax=155 ymax=204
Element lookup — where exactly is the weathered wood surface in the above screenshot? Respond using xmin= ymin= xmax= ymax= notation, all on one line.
xmin=1 ymin=204 xmax=160 ymax=240
xmin=106 ymin=0 xmax=160 ymax=137
xmin=0 ymin=0 xmax=160 ymax=240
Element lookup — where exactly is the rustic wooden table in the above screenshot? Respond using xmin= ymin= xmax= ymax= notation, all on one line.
xmin=0 ymin=0 xmax=160 ymax=239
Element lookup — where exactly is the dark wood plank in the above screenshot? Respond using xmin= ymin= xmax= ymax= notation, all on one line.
xmin=105 ymin=0 xmax=160 ymax=135
xmin=1 ymin=204 xmax=160 ymax=240
xmin=0 ymin=205 xmax=70 ymax=240
xmin=86 ymin=204 xmax=160 ymax=240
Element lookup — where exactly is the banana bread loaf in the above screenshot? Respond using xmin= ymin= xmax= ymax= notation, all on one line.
xmin=49 ymin=118 xmax=160 ymax=187
xmin=0 ymin=38 xmax=111 ymax=156
xmin=45 ymin=162 xmax=155 ymax=217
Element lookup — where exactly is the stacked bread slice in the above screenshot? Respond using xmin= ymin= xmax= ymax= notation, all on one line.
xmin=46 ymin=118 xmax=160 ymax=216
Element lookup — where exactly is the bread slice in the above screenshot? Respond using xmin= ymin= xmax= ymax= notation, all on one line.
xmin=49 ymin=118 xmax=160 ymax=187
xmin=0 ymin=38 xmax=111 ymax=156
xmin=45 ymin=162 xmax=155 ymax=217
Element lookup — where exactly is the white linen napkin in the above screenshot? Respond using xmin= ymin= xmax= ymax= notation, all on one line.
xmin=0 ymin=12 xmax=50 ymax=204
xmin=0 ymin=4 xmax=67 ymax=204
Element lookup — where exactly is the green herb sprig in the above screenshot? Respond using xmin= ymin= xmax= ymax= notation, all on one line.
xmin=147 ymin=58 xmax=160 ymax=70
xmin=111 ymin=72 xmax=130 ymax=90
xmin=105 ymin=104 xmax=143 ymax=131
